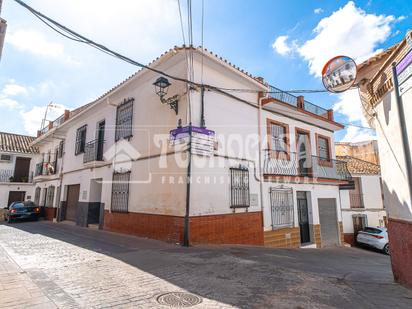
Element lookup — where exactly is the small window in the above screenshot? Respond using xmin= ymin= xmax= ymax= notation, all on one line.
xmin=0 ymin=154 xmax=11 ymax=161
xmin=46 ymin=186 xmax=55 ymax=207
xmin=317 ymin=135 xmax=331 ymax=161
xmin=270 ymin=187 xmax=294 ymax=228
xmin=111 ymin=172 xmax=131 ymax=213
xmin=270 ymin=122 xmax=288 ymax=154
xmin=230 ymin=167 xmax=250 ymax=208
xmin=115 ymin=98 xmax=134 ymax=141
xmin=75 ymin=125 xmax=87 ymax=155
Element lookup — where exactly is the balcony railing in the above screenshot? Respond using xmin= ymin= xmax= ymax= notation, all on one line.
xmin=263 ymin=150 xmax=351 ymax=181
xmin=84 ymin=140 xmax=105 ymax=163
xmin=349 ymin=193 xmax=364 ymax=208
xmin=34 ymin=161 xmax=57 ymax=177
xmin=268 ymin=86 xmax=330 ymax=120
xmin=0 ymin=169 xmax=32 ymax=183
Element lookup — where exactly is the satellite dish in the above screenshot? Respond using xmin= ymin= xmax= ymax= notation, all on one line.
xmin=322 ymin=56 xmax=357 ymax=93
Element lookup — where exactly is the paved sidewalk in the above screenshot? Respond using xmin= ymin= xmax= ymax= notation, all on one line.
xmin=1 ymin=221 xmax=412 ymax=308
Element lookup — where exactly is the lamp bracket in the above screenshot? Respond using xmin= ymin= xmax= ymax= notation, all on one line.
xmin=161 ymin=94 xmax=179 ymax=115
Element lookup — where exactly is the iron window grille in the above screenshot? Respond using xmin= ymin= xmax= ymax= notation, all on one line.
xmin=270 ymin=187 xmax=294 ymax=228
xmin=317 ymin=136 xmax=330 ymax=161
xmin=115 ymin=98 xmax=134 ymax=142
xmin=46 ymin=186 xmax=55 ymax=207
xmin=111 ymin=172 xmax=131 ymax=213
xmin=58 ymin=141 xmax=64 ymax=158
xmin=271 ymin=123 xmax=288 ymax=153
xmin=34 ymin=187 xmax=41 ymax=205
xmin=230 ymin=167 xmax=250 ymax=208
xmin=75 ymin=125 xmax=87 ymax=155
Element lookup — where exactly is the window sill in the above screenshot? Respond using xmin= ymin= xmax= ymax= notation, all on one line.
xmin=230 ymin=205 xmax=250 ymax=209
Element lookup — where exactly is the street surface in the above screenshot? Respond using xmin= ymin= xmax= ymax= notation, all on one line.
xmin=0 ymin=221 xmax=412 ymax=308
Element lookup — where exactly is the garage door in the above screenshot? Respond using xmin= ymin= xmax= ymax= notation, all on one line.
xmin=318 ymin=198 xmax=339 ymax=247
xmin=66 ymin=185 xmax=80 ymax=222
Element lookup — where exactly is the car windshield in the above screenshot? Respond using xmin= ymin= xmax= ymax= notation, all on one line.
xmin=363 ymin=227 xmax=382 ymax=234
xmin=12 ymin=203 xmax=25 ymax=208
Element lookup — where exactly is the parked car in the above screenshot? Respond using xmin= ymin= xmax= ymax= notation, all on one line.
xmin=3 ymin=201 xmax=41 ymax=223
xmin=356 ymin=227 xmax=389 ymax=255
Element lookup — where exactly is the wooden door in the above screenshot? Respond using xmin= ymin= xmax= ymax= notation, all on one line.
xmin=66 ymin=185 xmax=80 ymax=221
xmin=14 ymin=157 xmax=31 ymax=182
xmin=7 ymin=191 xmax=26 ymax=207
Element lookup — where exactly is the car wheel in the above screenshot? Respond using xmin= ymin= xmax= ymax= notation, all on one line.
xmin=383 ymin=244 xmax=390 ymax=255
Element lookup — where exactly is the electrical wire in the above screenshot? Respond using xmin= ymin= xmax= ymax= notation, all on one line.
xmin=13 ymin=0 xmax=371 ymax=131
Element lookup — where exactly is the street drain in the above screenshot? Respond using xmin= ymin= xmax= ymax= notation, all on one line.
xmin=156 ymin=292 xmax=202 ymax=307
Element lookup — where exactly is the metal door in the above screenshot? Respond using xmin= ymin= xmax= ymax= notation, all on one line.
xmin=318 ymin=198 xmax=339 ymax=247
xmin=7 ymin=191 xmax=25 ymax=207
xmin=66 ymin=185 xmax=80 ymax=221
xmin=297 ymin=191 xmax=310 ymax=243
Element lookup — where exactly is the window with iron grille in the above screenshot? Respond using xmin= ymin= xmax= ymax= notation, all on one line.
xmin=317 ymin=136 xmax=330 ymax=160
xmin=75 ymin=125 xmax=87 ymax=155
xmin=58 ymin=141 xmax=64 ymax=158
xmin=46 ymin=186 xmax=55 ymax=207
xmin=269 ymin=122 xmax=288 ymax=154
xmin=230 ymin=167 xmax=250 ymax=208
xmin=270 ymin=187 xmax=294 ymax=228
xmin=115 ymin=98 xmax=134 ymax=141
xmin=111 ymin=172 xmax=131 ymax=213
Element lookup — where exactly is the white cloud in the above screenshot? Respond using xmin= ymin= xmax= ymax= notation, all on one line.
xmin=298 ymin=1 xmax=395 ymax=77
xmin=314 ymin=8 xmax=324 ymax=14
xmin=20 ymin=104 xmax=67 ymax=135
xmin=339 ymin=126 xmax=376 ymax=142
xmin=0 ymin=82 xmax=28 ymax=109
xmin=6 ymin=30 xmax=77 ymax=64
xmin=333 ymin=89 xmax=369 ymax=126
xmin=272 ymin=35 xmax=293 ymax=55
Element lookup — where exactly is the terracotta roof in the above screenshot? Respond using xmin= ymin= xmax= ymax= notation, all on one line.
xmin=357 ymin=44 xmax=399 ymax=71
xmin=0 ymin=132 xmax=39 ymax=154
xmin=337 ymin=155 xmax=380 ymax=175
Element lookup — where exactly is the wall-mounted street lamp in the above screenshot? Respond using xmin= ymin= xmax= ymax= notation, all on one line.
xmin=153 ymin=77 xmax=179 ymax=115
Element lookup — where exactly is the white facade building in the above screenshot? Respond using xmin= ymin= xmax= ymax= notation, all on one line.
xmin=30 ymin=47 xmax=351 ymax=247
xmin=0 ymin=132 xmax=38 ymax=209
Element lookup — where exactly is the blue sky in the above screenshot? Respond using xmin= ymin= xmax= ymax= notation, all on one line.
xmin=0 ymin=0 xmax=410 ymax=141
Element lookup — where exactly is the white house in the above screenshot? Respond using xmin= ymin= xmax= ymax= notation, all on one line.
xmin=356 ymin=31 xmax=412 ymax=288
xmin=0 ymin=132 xmax=38 ymax=209
xmin=30 ymin=46 xmax=351 ymax=247
xmin=337 ymin=155 xmax=386 ymax=245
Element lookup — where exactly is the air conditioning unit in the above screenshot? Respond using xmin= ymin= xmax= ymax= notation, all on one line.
xmin=0 ymin=18 xmax=7 ymax=61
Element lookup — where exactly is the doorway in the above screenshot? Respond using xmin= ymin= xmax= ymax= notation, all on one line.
xmin=7 ymin=191 xmax=25 ymax=207
xmin=13 ymin=157 xmax=31 ymax=182
xmin=96 ymin=120 xmax=105 ymax=161
xmin=318 ymin=198 xmax=340 ymax=247
xmin=66 ymin=185 xmax=80 ymax=222
xmin=297 ymin=191 xmax=310 ymax=244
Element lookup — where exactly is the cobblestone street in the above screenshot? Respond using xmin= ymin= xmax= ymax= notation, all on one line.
xmin=1 ymin=221 xmax=412 ymax=309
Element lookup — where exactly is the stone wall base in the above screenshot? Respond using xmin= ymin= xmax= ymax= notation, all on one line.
xmin=44 ymin=207 xmax=56 ymax=221
xmin=264 ymin=227 xmax=301 ymax=248
xmin=388 ymin=218 xmax=412 ymax=289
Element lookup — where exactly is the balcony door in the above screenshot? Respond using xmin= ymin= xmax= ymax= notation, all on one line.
xmin=96 ymin=120 xmax=105 ymax=161
xmin=14 ymin=157 xmax=31 ymax=182
xmin=296 ymin=130 xmax=312 ymax=177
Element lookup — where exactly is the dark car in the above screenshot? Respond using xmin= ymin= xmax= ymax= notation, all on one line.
xmin=4 ymin=201 xmax=40 ymax=223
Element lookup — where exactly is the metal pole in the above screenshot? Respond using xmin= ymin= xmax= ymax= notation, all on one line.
xmin=183 ymin=123 xmax=192 ymax=247
xmin=392 ymin=63 xmax=412 ymax=207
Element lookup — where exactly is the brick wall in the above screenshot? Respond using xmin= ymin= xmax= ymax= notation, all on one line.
xmin=313 ymin=224 xmax=321 ymax=248
xmin=344 ymin=233 xmax=355 ymax=246
xmin=339 ymin=222 xmax=345 ymax=245
xmin=103 ymin=211 xmax=184 ymax=243
xmin=104 ymin=211 xmax=264 ymax=246
xmin=190 ymin=211 xmax=263 ymax=245
xmin=264 ymin=227 xmax=300 ymax=248
xmin=388 ymin=218 xmax=412 ymax=289
xmin=44 ymin=207 xmax=56 ymax=221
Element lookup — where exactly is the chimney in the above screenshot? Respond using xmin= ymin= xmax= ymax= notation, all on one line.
xmin=297 ymin=96 xmax=305 ymax=109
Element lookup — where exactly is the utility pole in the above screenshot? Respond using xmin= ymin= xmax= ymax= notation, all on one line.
xmin=0 ymin=0 xmax=7 ymax=61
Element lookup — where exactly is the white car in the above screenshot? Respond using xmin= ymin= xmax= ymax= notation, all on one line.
xmin=356 ymin=227 xmax=389 ymax=255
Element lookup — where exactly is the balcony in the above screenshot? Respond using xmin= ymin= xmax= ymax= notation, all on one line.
xmin=84 ymin=140 xmax=105 ymax=163
xmin=34 ymin=161 xmax=57 ymax=177
xmin=266 ymin=86 xmax=333 ymax=121
xmin=263 ymin=150 xmax=351 ymax=181
xmin=0 ymin=169 xmax=32 ymax=183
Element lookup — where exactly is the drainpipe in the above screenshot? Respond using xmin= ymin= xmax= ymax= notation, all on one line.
xmin=392 ymin=63 xmax=412 ymax=208
xmin=183 ymin=123 xmax=192 ymax=247
xmin=200 ymin=86 xmax=205 ymax=128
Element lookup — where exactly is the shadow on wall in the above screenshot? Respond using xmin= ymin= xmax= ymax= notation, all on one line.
xmin=382 ymin=181 xmax=412 ymax=289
